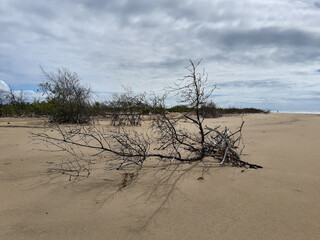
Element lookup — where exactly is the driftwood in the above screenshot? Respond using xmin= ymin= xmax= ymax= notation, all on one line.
xmin=32 ymin=59 xmax=262 ymax=183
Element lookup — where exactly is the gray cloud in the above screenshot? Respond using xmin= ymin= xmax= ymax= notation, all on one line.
xmin=219 ymin=27 xmax=320 ymax=48
xmin=197 ymin=26 xmax=320 ymax=60
xmin=1 ymin=0 xmax=320 ymax=111
xmin=218 ymin=79 xmax=290 ymax=89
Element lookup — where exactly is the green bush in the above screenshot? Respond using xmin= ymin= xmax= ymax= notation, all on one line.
xmin=40 ymin=67 xmax=92 ymax=123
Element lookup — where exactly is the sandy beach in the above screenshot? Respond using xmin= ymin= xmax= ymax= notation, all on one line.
xmin=0 ymin=113 xmax=319 ymax=240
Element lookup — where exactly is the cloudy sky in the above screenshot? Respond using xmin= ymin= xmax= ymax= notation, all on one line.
xmin=1 ymin=0 xmax=320 ymax=111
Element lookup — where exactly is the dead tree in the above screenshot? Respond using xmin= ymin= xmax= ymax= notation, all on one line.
xmin=200 ymin=100 xmax=220 ymax=118
xmin=32 ymin=59 xmax=261 ymax=183
xmin=1 ymin=87 xmax=26 ymax=116
xmin=107 ymin=88 xmax=147 ymax=126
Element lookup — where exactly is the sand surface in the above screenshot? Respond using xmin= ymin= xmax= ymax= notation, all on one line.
xmin=0 ymin=114 xmax=319 ymax=240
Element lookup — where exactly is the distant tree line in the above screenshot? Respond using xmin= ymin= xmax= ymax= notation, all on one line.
xmin=0 ymin=67 xmax=269 ymax=121
xmin=0 ymin=92 xmax=269 ymax=119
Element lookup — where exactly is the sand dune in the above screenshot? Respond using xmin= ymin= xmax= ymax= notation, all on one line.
xmin=0 ymin=113 xmax=319 ymax=240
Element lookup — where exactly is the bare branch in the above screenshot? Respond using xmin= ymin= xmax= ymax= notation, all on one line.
xmin=33 ymin=59 xmax=262 ymax=184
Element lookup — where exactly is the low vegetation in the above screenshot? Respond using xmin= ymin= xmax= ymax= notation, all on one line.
xmin=0 ymin=101 xmax=269 ymax=118
xmin=0 ymin=63 xmax=270 ymax=120
xmin=0 ymin=93 xmax=269 ymax=120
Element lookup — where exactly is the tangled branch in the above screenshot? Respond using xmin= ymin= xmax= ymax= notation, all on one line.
xmin=32 ymin=59 xmax=262 ymax=184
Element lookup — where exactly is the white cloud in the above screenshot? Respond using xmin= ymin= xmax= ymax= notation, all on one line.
xmin=0 ymin=80 xmax=10 ymax=92
xmin=0 ymin=80 xmax=45 ymax=102
xmin=22 ymin=90 xmax=46 ymax=102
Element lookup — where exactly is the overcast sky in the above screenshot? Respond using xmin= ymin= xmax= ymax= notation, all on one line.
xmin=1 ymin=0 xmax=320 ymax=111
